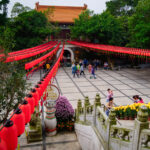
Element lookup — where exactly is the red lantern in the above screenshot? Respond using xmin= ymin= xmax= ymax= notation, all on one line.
xmin=20 ymin=100 xmax=31 ymax=124
xmin=38 ymin=81 xmax=43 ymax=96
xmin=11 ymin=108 xmax=25 ymax=136
xmin=0 ymin=120 xmax=17 ymax=150
xmin=25 ymin=94 xmax=35 ymax=114
xmin=30 ymin=89 xmax=39 ymax=106
xmin=0 ymin=138 xmax=7 ymax=150
xmin=35 ymin=85 xmax=42 ymax=100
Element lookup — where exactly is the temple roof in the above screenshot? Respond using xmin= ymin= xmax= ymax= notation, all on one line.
xmin=35 ymin=2 xmax=87 ymax=24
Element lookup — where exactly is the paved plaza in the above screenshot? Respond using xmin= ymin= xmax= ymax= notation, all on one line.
xmin=54 ymin=67 xmax=150 ymax=108
xmin=23 ymin=67 xmax=150 ymax=149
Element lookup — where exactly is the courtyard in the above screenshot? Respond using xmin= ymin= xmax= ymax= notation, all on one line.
xmin=53 ymin=67 xmax=150 ymax=108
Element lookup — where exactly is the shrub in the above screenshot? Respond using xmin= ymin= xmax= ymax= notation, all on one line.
xmin=55 ymin=96 xmax=74 ymax=121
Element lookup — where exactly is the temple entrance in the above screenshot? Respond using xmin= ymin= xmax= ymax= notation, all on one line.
xmin=57 ymin=48 xmax=74 ymax=66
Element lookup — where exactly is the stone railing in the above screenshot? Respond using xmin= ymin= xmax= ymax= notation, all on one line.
xmin=75 ymin=94 xmax=150 ymax=150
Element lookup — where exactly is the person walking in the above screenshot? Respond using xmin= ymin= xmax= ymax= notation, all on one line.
xmin=71 ymin=62 xmax=75 ymax=74
xmin=72 ymin=64 xmax=78 ymax=78
xmin=77 ymin=63 xmax=80 ymax=77
xmin=80 ymin=64 xmax=85 ymax=76
xmin=90 ymin=66 xmax=96 ymax=79
xmin=46 ymin=63 xmax=50 ymax=71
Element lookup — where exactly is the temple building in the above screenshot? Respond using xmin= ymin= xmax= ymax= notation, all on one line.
xmin=35 ymin=2 xmax=87 ymax=40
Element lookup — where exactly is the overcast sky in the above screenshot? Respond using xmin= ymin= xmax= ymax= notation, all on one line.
xmin=8 ymin=0 xmax=108 ymax=17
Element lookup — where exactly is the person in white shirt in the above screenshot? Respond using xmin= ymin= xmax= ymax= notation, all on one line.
xmin=80 ymin=64 xmax=85 ymax=76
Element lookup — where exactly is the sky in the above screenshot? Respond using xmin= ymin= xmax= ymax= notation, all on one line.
xmin=8 ymin=0 xmax=108 ymax=17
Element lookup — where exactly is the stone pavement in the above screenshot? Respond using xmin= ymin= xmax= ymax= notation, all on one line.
xmin=21 ymin=67 xmax=150 ymax=149
xmin=55 ymin=67 xmax=150 ymax=108
xmin=20 ymin=131 xmax=81 ymax=150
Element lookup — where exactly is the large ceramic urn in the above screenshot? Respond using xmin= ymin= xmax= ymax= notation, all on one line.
xmin=44 ymin=84 xmax=60 ymax=136
xmin=45 ymin=100 xmax=57 ymax=136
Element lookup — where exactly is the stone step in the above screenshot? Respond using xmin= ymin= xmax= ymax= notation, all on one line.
xmin=20 ymin=131 xmax=81 ymax=150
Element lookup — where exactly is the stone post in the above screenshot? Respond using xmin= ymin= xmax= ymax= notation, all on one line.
xmin=133 ymin=105 xmax=149 ymax=150
xmin=84 ymin=97 xmax=89 ymax=123
xmin=93 ymin=94 xmax=101 ymax=126
xmin=106 ymin=108 xmax=116 ymax=150
xmin=76 ymin=99 xmax=82 ymax=121
xmin=84 ymin=96 xmax=90 ymax=107
xmin=95 ymin=93 xmax=101 ymax=107
xmin=77 ymin=99 xmax=82 ymax=113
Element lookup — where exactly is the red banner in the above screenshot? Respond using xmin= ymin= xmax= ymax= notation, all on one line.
xmin=25 ymin=42 xmax=61 ymax=70
xmin=68 ymin=41 xmax=150 ymax=57
xmin=5 ymin=42 xmax=57 ymax=62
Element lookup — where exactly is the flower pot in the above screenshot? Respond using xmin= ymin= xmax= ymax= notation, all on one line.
xmin=129 ymin=116 xmax=134 ymax=120
xmin=124 ymin=117 xmax=129 ymax=120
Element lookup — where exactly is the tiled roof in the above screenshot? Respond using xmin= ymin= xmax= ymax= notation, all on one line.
xmin=35 ymin=2 xmax=87 ymax=23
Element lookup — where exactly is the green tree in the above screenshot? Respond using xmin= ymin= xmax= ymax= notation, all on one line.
xmin=0 ymin=0 xmax=9 ymax=25
xmin=106 ymin=0 xmax=139 ymax=16
xmin=71 ymin=10 xmax=93 ymax=41
xmin=0 ymin=60 xmax=28 ymax=124
xmin=128 ymin=0 xmax=150 ymax=48
xmin=0 ymin=25 xmax=15 ymax=53
xmin=71 ymin=11 xmax=124 ymax=46
xmin=11 ymin=2 xmax=31 ymax=18
xmin=9 ymin=10 xmax=52 ymax=51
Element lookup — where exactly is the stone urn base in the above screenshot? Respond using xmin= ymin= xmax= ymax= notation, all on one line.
xmin=44 ymin=101 xmax=57 ymax=136
xmin=46 ymin=129 xmax=57 ymax=136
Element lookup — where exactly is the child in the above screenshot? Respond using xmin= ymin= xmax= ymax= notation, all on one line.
xmin=133 ymin=95 xmax=139 ymax=103
xmin=106 ymin=89 xmax=113 ymax=102
xmin=106 ymin=97 xmax=114 ymax=116
xmin=138 ymin=97 xmax=144 ymax=103
xmin=133 ymin=95 xmax=144 ymax=103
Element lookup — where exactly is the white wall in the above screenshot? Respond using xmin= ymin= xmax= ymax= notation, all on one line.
xmin=75 ymin=123 xmax=104 ymax=150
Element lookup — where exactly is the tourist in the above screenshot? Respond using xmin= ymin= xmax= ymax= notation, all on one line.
xmin=71 ymin=62 xmax=75 ymax=74
xmin=46 ymin=63 xmax=50 ymax=71
xmin=77 ymin=63 xmax=80 ymax=76
xmin=106 ymin=89 xmax=113 ymax=102
xmin=104 ymin=62 xmax=108 ymax=70
xmin=80 ymin=64 xmax=85 ymax=76
xmin=106 ymin=97 xmax=114 ymax=116
xmin=72 ymin=64 xmax=78 ymax=78
xmin=138 ymin=96 xmax=144 ymax=103
xmin=88 ymin=63 xmax=92 ymax=74
xmin=133 ymin=95 xmax=144 ymax=103
xmin=95 ymin=59 xmax=99 ymax=70
xmin=79 ymin=59 xmax=83 ymax=66
xmin=83 ymin=58 xmax=88 ymax=68
xmin=133 ymin=95 xmax=139 ymax=103
xmin=90 ymin=66 xmax=96 ymax=79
